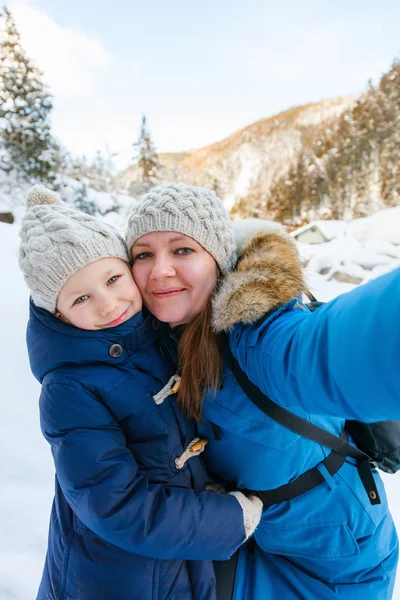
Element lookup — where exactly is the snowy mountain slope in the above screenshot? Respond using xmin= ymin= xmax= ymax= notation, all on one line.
xmin=122 ymin=97 xmax=353 ymax=212
xmin=0 ymin=215 xmax=400 ymax=599
xmin=122 ymin=60 xmax=400 ymax=227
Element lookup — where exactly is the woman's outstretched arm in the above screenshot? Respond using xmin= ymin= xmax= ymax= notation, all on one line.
xmin=229 ymin=267 xmax=400 ymax=422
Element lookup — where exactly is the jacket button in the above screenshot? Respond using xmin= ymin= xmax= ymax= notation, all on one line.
xmin=109 ymin=343 xmax=123 ymax=358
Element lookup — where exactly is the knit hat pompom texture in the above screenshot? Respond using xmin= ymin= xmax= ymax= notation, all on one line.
xmin=19 ymin=185 xmax=129 ymax=313
xmin=126 ymin=183 xmax=236 ymax=273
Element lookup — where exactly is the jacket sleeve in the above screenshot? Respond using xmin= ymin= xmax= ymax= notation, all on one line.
xmin=229 ymin=267 xmax=400 ymax=422
xmin=40 ymin=380 xmax=245 ymax=560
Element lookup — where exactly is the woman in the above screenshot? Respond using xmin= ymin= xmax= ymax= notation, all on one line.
xmin=126 ymin=183 xmax=399 ymax=599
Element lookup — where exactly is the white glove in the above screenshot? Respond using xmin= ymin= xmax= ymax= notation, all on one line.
xmin=229 ymin=491 xmax=263 ymax=540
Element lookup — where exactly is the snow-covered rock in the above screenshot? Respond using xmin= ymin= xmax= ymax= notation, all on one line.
xmin=298 ymin=207 xmax=400 ymax=287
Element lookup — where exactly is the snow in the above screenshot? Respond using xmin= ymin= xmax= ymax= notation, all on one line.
xmin=1 ymin=207 xmax=400 ymax=599
xmin=297 ymin=207 xmax=400 ymax=286
xmin=0 ymin=222 xmax=54 ymax=599
xmin=291 ymin=219 xmax=347 ymax=241
xmin=347 ymin=207 xmax=400 ymax=246
xmin=224 ymin=144 xmax=263 ymax=211
xmin=295 ymin=97 xmax=355 ymax=127
xmin=60 ymin=175 xmax=134 ymax=217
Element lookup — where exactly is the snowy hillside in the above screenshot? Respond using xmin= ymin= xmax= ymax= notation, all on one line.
xmin=1 ymin=211 xmax=400 ymax=599
xmin=123 ymin=60 xmax=400 ymax=228
xmin=264 ymin=61 xmax=400 ymax=226
xmin=122 ymin=97 xmax=352 ymax=212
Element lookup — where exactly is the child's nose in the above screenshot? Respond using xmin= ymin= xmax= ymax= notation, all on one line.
xmin=98 ymin=296 xmax=118 ymax=315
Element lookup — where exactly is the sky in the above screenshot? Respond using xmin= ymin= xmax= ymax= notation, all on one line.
xmin=4 ymin=0 xmax=400 ymax=169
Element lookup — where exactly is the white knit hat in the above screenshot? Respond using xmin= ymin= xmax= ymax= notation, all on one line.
xmin=19 ymin=185 xmax=130 ymax=312
xmin=126 ymin=183 xmax=236 ymax=273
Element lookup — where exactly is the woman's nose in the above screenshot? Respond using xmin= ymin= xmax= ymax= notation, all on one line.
xmin=150 ymin=257 xmax=176 ymax=279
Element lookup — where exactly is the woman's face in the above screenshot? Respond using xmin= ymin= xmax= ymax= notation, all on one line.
xmin=131 ymin=231 xmax=218 ymax=327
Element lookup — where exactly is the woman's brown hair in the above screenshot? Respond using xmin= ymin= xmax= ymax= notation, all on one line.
xmin=177 ymin=299 xmax=223 ymax=421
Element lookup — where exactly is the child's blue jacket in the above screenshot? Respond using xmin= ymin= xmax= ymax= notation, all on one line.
xmin=27 ymin=301 xmax=245 ymax=600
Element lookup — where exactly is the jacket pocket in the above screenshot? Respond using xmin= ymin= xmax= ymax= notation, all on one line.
xmin=256 ymin=520 xmax=360 ymax=561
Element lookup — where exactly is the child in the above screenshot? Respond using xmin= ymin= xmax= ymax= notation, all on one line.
xmin=19 ymin=185 xmax=262 ymax=600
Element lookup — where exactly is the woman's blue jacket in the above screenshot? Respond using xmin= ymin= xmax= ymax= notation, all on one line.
xmin=162 ymin=228 xmax=400 ymax=600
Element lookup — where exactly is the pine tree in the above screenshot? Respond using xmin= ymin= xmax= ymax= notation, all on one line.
xmin=133 ymin=115 xmax=161 ymax=189
xmin=73 ymin=182 xmax=97 ymax=215
xmin=0 ymin=8 xmax=58 ymax=184
xmin=88 ymin=148 xmax=117 ymax=193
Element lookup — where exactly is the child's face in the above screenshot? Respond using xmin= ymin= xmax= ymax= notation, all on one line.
xmin=57 ymin=258 xmax=142 ymax=330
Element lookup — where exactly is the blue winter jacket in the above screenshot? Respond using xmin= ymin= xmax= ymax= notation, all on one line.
xmin=162 ymin=230 xmax=400 ymax=600
xmin=27 ymin=301 xmax=246 ymax=600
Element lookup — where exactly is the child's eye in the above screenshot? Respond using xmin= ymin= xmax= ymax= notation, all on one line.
xmin=133 ymin=252 xmax=152 ymax=261
xmin=107 ymin=275 xmax=120 ymax=285
xmin=176 ymin=247 xmax=193 ymax=255
xmin=74 ymin=295 xmax=89 ymax=305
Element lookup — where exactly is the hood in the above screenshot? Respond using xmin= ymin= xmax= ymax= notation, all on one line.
xmin=212 ymin=227 xmax=307 ymax=332
xmin=27 ymin=299 xmax=159 ymax=383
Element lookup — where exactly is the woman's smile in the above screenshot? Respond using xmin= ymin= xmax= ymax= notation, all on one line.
xmin=152 ymin=287 xmax=186 ymax=298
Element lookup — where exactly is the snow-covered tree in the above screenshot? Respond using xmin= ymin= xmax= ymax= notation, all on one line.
xmin=72 ymin=183 xmax=97 ymax=215
xmin=0 ymin=8 xmax=58 ymax=185
xmin=133 ymin=115 xmax=161 ymax=189
xmin=89 ymin=148 xmax=118 ymax=192
xmin=263 ymin=58 xmax=400 ymax=224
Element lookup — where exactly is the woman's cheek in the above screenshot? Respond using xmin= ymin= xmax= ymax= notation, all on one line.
xmin=131 ymin=266 xmax=145 ymax=294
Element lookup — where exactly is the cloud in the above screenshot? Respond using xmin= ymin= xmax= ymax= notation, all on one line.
xmin=9 ymin=0 xmax=113 ymax=98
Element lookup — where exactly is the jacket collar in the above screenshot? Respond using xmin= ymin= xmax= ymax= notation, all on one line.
xmin=212 ymin=229 xmax=307 ymax=332
xmin=28 ymin=299 xmax=160 ymax=382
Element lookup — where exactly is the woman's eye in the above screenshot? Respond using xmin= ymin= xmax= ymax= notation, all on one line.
xmin=74 ymin=295 xmax=88 ymax=305
xmin=107 ymin=275 xmax=120 ymax=285
xmin=176 ymin=247 xmax=193 ymax=255
xmin=133 ymin=252 xmax=152 ymax=261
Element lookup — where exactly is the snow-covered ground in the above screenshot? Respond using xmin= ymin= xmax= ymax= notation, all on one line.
xmin=1 ymin=209 xmax=400 ymax=599
xmin=297 ymin=206 xmax=400 ymax=288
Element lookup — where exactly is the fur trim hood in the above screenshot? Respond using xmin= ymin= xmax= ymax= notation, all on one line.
xmin=212 ymin=220 xmax=307 ymax=332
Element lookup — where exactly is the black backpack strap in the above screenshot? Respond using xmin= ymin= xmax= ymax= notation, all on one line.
xmin=231 ymin=353 xmax=381 ymax=505
xmin=248 ymin=432 xmax=348 ymax=507
xmin=213 ymin=549 xmax=239 ymax=600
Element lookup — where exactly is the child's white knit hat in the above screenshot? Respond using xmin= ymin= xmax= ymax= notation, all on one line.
xmin=19 ymin=185 xmax=129 ymax=312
